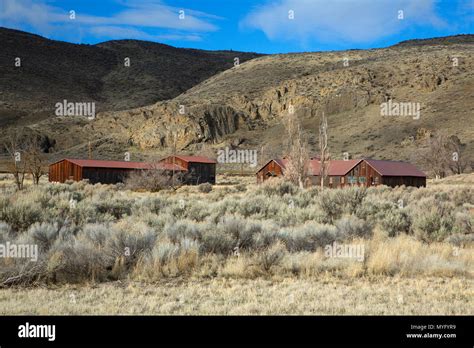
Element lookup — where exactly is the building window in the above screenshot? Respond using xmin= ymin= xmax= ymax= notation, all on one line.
xmin=341 ymin=177 xmax=345 ymax=184
xmin=359 ymin=177 xmax=366 ymax=184
xmin=329 ymin=177 xmax=333 ymax=184
xmin=375 ymin=177 xmax=379 ymax=185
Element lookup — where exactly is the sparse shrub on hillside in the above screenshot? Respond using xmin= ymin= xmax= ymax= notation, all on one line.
xmin=105 ymin=227 xmax=156 ymax=267
xmin=335 ymin=215 xmax=372 ymax=239
xmin=252 ymin=228 xmax=279 ymax=249
xmin=453 ymin=210 xmax=473 ymax=235
xmin=0 ymin=197 xmax=42 ymax=233
xmin=257 ymin=242 xmax=287 ymax=273
xmin=237 ymin=195 xmax=270 ymax=217
xmin=46 ymin=239 xmax=108 ymax=283
xmin=445 ymin=233 xmax=474 ymax=246
xmin=451 ymin=187 xmax=474 ymax=206
xmin=355 ymin=198 xmax=394 ymax=221
xmin=412 ymin=198 xmax=455 ymax=242
xmin=200 ymin=229 xmax=235 ymax=255
xmin=217 ymin=215 xmax=247 ymax=243
xmin=165 ymin=220 xmax=202 ymax=243
xmin=318 ymin=190 xmax=344 ymax=223
xmin=256 ymin=178 xmax=299 ymax=197
xmin=278 ymin=223 xmax=338 ymax=252
xmin=183 ymin=201 xmax=211 ymax=221
xmin=198 ymin=182 xmax=212 ymax=193
xmin=78 ymin=223 xmax=111 ymax=247
xmin=92 ymin=196 xmax=133 ymax=219
xmin=341 ymin=187 xmax=368 ymax=214
xmin=25 ymin=222 xmax=62 ymax=252
xmin=378 ymin=208 xmax=411 ymax=237
xmin=135 ymin=196 xmax=168 ymax=215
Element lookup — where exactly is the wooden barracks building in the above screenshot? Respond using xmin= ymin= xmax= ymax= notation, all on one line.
xmin=158 ymin=155 xmax=217 ymax=184
xmin=49 ymin=156 xmax=216 ymax=185
xmin=256 ymin=158 xmax=426 ymax=188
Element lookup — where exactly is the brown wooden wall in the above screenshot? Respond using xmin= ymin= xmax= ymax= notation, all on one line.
xmin=381 ymin=176 xmax=426 ymax=188
xmin=161 ymin=156 xmax=189 ymax=170
xmin=187 ymin=162 xmax=216 ymax=184
xmin=49 ymin=160 xmax=82 ymax=183
xmin=161 ymin=156 xmax=216 ymax=184
xmin=340 ymin=161 xmax=383 ymax=188
xmin=82 ymin=167 xmax=135 ymax=184
xmin=256 ymin=160 xmax=284 ymax=183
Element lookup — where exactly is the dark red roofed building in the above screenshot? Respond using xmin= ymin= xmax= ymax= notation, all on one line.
xmin=256 ymin=158 xmax=426 ymax=188
xmin=49 ymin=158 xmax=186 ymax=184
xmin=159 ymin=155 xmax=217 ymax=185
xmin=361 ymin=159 xmax=426 ymax=187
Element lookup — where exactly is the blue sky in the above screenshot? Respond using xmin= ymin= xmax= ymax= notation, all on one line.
xmin=0 ymin=0 xmax=472 ymax=53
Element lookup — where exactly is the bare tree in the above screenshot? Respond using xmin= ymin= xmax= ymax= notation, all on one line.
xmin=415 ymin=132 xmax=452 ymax=178
xmin=447 ymin=135 xmax=469 ymax=175
xmin=125 ymin=161 xmax=184 ymax=192
xmin=168 ymin=124 xmax=181 ymax=188
xmin=24 ymin=136 xmax=47 ymax=185
xmin=3 ymin=128 xmax=28 ymax=190
xmin=282 ymin=111 xmax=310 ymax=188
xmin=319 ymin=112 xmax=330 ymax=189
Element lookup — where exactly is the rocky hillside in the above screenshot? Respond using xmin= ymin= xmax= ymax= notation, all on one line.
xmin=1 ymin=31 xmax=473 ymax=171
xmin=0 ymin=27 xmax=261 ymax=127
xmin=55 ymin=35 xmax=472 ymax=164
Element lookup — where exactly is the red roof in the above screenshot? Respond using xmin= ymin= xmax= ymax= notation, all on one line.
xmin=267 ymin=158 xmax=360 ymax=176
xmin=325 ymin=159 xmax=362 ymax=176
xmin=171 ymin=155 xmax=217 ymax=164
xmin=259 ymin=158 xmax=424 ymax=177
xmin=273 ymin=158 xmax=288 ymax=168
xmin=54 ymin=159 xmax=187 ymax=171
xmin=364 ymin=159 xmax=426 ymax=177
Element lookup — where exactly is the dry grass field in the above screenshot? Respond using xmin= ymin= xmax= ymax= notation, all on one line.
xmin=1 ymin=276 xmax=472 ymax=315
xmin=0 ymin=174 xmax=472 ymax=314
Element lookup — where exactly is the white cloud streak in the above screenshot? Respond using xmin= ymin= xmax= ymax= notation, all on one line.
xmin=240 ymin=0 xmax=447 ymax=44
xmin=0 ymin=0 xmax=220 ymax=42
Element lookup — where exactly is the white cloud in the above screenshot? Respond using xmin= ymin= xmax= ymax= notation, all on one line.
xmin=89 ymin=26 xmax=203 ymax=42
xmin=240 ymin=0 xmax=447 ymax=44
xmin=0 ymin=0 xmax=220 ymax=42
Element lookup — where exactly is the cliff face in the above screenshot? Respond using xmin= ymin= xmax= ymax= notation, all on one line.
xmin=85 ymin=35 xmax=472 ymax=163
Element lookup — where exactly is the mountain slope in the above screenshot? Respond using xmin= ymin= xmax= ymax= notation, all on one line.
xmin=73 ymin=35 xmax=472 ymax=166
xmin=0 ymin=27 xmax=262 ymax=126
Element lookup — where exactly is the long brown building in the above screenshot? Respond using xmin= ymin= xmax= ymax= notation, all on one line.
xmin=49 ymin=156 xmax=216 ymax=185
xmin=48 ymin=158 xmax=185 ymax=184
xmin=49 ymin=155 xmax=216 ymax=185
xmin=256 ymin=158 xmax=426 ymax=188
